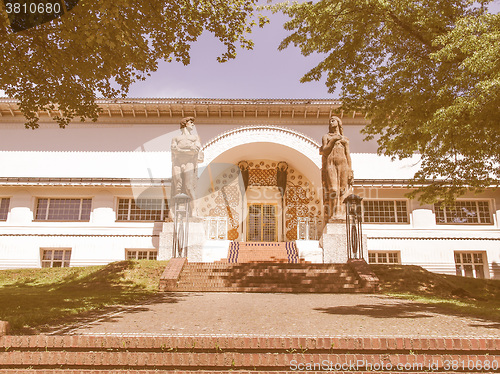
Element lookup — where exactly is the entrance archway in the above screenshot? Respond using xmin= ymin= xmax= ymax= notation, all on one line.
xmin=201 ymin=125 xmax=321 ymax=186
xmin=198 ymin=126 xmax=322 ymax=242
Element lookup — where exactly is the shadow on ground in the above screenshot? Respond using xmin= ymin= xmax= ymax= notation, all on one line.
xmin=0 ymin=261 xmax=170 ymax=334
xmin=315 ymin=302 xmax=437 ymax=319
xmin=315 ymin=296 xmax=500 ymax=330
xmin=43 ymin=293 xmax=194 ymax=335
xmin=468 ymin=322 xmax=500 ymax=329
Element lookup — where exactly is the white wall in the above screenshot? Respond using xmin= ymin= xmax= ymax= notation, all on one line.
xmin=363 ymin=188 xmax=500 ymax=279
xmin=0 ymin=186 xmax=161 ymax=269
xmin=0 ymin=120 xmax=378 ymax=154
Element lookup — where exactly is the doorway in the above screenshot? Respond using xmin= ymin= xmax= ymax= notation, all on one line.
xmin=246 ymin=203 xmax=277 ymax=242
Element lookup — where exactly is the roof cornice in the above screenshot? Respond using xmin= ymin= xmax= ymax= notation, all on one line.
xmin=0 ymin=98 xmax=368 ymax=122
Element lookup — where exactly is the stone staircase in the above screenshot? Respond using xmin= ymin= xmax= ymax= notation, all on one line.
xmin=222 ymin=241 xmax=301 ymax=263
xmin=0 ymin=334 xmax=498 ymax=373
xmin=159 ymin=258 xmax=379 ymax=293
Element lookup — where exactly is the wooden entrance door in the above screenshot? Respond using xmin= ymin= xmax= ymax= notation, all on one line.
xmin=247 ymin=203 xmax=277 ymax=242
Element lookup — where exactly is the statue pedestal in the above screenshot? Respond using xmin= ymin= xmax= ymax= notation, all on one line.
xmin=158 ymin=221 xmax=205 ymax=262
xmin=319 ymin=220 xmax=368 ymax=263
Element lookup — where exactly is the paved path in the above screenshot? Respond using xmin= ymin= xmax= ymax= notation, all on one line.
xmin=50 ymin=293 xmax=499 ymax=337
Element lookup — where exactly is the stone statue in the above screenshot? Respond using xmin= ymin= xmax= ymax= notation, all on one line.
xmin=320 ymin=116 xmax=354 ymax=221
xmin=171 ymin=117 xmax=203 ymax=215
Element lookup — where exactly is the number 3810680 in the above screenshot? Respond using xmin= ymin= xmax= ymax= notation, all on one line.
xmin=5 ymin=2 xmax=61 ymax=14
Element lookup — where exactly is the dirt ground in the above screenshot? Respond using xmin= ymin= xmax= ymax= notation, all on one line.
xmin=47 ymin=293 xmax=500 ymax=337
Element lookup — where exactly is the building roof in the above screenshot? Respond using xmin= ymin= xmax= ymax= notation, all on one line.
xmin=0 ymin=98 xmax=368 ymax=122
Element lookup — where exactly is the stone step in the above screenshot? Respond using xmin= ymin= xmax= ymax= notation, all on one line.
xmin=225 ymin=241 xmax=300 ymax=263
xmin=160 ymin=259 xmax=379 ymax=293
xmin=178 ymin=278 xmax=358 ymax=283
xmin=0 ymin=335 xmax=497 ymax=372
xmin=219 ymin=258 xmax=311 ymax=264
xmin=177 ymin=274 xmax=359 ymax=280
xmin=0 ymin=371 xmax=492 ymax=374
xmin=174 ymin=287 xmax=358 ymax=292
xmin=184 ymin=265 xmax=351 ymax=270
xmin=183 ymin=269 xmax=343 ymax=273
xmin=178 ymin=275 xmax=356 ymax=280
xmin=182 ymin=273 xmax=347 ymax=277
xmin=182 ymin=270 xmax=352 ymax=275
xmin=176 ymin=282 xmax=358 ymax=287
xmin=173 ymin=288 xmax=363 ymax=293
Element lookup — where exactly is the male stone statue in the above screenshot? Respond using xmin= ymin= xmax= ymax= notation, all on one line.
xmin=320 ymin=116 xmax=354 ymax=221
xmin=171 ymin=117 xmax=203 ymax=215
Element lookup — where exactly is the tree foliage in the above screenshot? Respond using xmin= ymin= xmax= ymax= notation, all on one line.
xmin=275 ymin=0 xmax=500 ymax=203
xmin=0 ymin=0 xmax=266 ymax=129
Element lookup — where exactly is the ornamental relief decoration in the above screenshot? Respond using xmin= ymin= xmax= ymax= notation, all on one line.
xmin=285 ymin=168 xmax=322 ymax=241
xmin=241 ymin=159 xmax=321 ymax=241
xmin=248 ymin=168 xmax=277 ymax=186
xmin=199 ymin=165 xmax=241 ymax=240
xmin=198 ymin=159 xmax=321 ymax=241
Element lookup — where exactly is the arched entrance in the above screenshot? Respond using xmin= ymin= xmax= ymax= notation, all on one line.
xmin=197 ymin=125 xmax=322 ymax=243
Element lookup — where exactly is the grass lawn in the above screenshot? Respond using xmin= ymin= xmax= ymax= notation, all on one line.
xmin=0 ymin=260 xmax=167 ymax=333
xmin=0 ymin=262 xmax=499 ymax=333
xmin=372 ymin=264 xmax=500 ymax=322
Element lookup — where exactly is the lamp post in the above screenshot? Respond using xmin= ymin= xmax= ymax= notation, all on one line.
xmin=344 ymin=194 xmax=364 ymax=260
xmin=172 ymin=193 xmax=191 ymax=258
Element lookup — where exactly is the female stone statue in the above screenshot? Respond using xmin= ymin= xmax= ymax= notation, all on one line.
xmin=320 ymin=116 xmax=354 ymax=221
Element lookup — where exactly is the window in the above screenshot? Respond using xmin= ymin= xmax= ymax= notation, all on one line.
xmin=362 ymin=200 xmax=408 ymax=223
xmin=117 ymin=198 xmax=169 ymax=221
xmin=297 ymin=217 xmax=323 ymax=240
xmin=204 ymin=217 xmax=228 ymax=240
xmin=41 ymin=248 xmax=71 ymax=267
xmin=455 ymin=252 xmax=485 ymax=278
xmin=368 ymin=251 xmax=400 ymax=264
xmin=126 ymin=250 xmax=158 ymax=260
xmin=435 ymin=201 xmax=492 ymax=224
xmin=0 ymin=198 xmax=10 ymax=221
xmin=36 ymin=198 xmax=91 ymax=221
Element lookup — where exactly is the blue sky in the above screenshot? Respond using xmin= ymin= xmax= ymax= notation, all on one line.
xmin=127 ymin=10 xmax=335 ymax=99
xmin=2 ymin=1 xmax=499 ymax=99
xmin=127 ymin=1 xmax=500 ymax=99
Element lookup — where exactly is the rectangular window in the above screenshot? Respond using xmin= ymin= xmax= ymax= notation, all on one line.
xmin=296 ymin=216 xmax=324 ymax=241
xmin=0 ymin=198 xmax=10 ymax=221
xmin=362 ymin=200 xmax=409 ymax=223
xmin=435 ymin=201 xmax=492 ymax=224
xmin=126 ymin=250 xmax=158 ymax=260
xmin=117 ymin=198 xmax=169 ymax=221
xmin=204 ymin=217 xmax=228 ymax=240
xmin=36 ymin=198 xmax=91 ymax=221
xmin=368 ymin=251 xmax=401 ymax=264
xmin=454 ymin=252 xmax=485 ymax=278
xmin=41 ymin=248 xmax=71 ymax=268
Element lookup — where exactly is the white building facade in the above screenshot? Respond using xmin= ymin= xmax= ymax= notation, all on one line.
xmin=0 ymin=98 xmax=498 ymax=279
